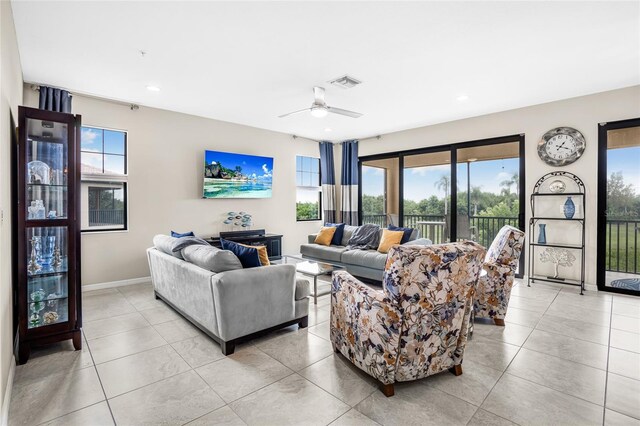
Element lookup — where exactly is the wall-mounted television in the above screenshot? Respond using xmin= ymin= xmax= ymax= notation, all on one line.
xmin=203 ymin=150 xmax=273 ymax=199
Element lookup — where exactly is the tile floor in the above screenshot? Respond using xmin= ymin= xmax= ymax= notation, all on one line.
xmin=8 ymin=278 xmax=640 ymax=425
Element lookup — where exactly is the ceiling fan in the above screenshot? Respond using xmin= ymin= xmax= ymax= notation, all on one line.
xmin=278 ymin=87 xmax=362 ymax=119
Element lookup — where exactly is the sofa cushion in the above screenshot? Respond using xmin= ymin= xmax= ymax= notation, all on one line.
xmin=378 ymin=229 xmax=404 ymax=253
xmin=341 ymin=225 xmax=358 ymax=246
xmin=315 ymin=226 xmax=337 ymax=246
xmin=388 ymin=224 xmax=414 ymax=244
xmin=153 ymin=234 xmax=184 ymax=260
xmin=181 ymin=244 xmax=243 ymax=273
xmin=220 ymin=238 xmax=262 ymax=268
xmin=171 ymin=230 xmax=195 ymax=238
xmin=325 ymin=222 xmax=345 ymax=246
xmin=341 ymin=249 xmax=388 ymax=271
xmin=295 ymin=278 xmax=311 ymax=300
xmin=300 ymin=244 xmax=346 ymax=263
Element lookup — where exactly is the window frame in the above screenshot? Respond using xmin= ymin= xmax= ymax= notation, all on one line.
xmin=295 ymin=156 xmax=322 ymax=222
xmin=80 ymin=125 xmax=129 ymax=233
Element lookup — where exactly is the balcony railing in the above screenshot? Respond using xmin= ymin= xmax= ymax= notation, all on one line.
xmin=361 ymin=213 xmax=518 ymax=246
xmin=89 ymin=209 xmax=124 ymax=226
xmin=606 ymin=219 xmax=640 ymax=274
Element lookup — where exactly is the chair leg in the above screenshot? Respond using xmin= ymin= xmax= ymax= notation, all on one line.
xmin=493 ymin=318 xmax=505 ymax=326
xmin=449 ymin=364 xmax=463 ymax=376
xmin=380 ymin=383 xmax=395 ymax=397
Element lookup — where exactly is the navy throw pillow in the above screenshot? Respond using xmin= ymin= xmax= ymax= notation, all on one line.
xmin=171 ymin=230 xmax=195 ymax=238
xmin=220 ymin=238 xmax=261 ymax=268
xmin=325 ymin=222 xmax=345 ymax=246
xmin=388 ymin=224 xmax=414 ymax=244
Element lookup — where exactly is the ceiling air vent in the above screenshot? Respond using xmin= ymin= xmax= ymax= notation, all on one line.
xmin=329 ymin=75 xmax=362 ymax=89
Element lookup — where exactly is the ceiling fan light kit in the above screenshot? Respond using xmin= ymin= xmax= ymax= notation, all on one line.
xmin=279 ymin=86 xmax=362 ymax=119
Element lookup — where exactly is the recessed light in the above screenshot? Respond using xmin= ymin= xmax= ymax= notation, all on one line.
xmin=324 ymin=128 xmax=332 ymax=132
xmin=146 ymin=85 xmax=160 ymax=92
xmin=468 ymin=157 xmax=478 ymax=162
xmin=457 ymin=95 xmax=469 ymax=101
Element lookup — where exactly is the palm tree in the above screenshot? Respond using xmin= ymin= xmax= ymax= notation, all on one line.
xmin=470 ymin=185 xmax=483 ymax=216
xmin=434 ymin=175 xmax=450 ymax=215
xmin=500 ymin=172 xmax=519 ymax=197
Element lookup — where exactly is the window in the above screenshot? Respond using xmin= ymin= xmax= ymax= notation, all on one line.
xmin=80 ymin=126 xmax=128 ymax=231
xmin=296 ymin=156 xmax=321 ymax=221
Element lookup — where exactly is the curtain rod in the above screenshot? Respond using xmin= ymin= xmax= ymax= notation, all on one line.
xmin=292 ymin=135 xmax=382 ymax=144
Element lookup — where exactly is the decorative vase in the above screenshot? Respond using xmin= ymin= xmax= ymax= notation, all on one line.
xmin=564 ymin=196 xmax=575 ymax=219
xmin=538 ymin=224 xmax=547 ymax=244
xmin=41 ymin=236 xmax=56 ymax=266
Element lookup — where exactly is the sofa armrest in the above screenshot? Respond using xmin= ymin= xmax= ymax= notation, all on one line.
xmin=331 ymin=270 xmax=400 ymax=384
xmin=212 ymin=264 xmax=297 ymax=341
xmin=474 ymin=260 xmax=516 ymax=319
xmin=308 ymin=234 xmax=319 ymax=244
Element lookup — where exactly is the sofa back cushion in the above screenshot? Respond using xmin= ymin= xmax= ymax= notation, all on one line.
xmin=182 ymin=244 xmax=243 ymax=273
xmin=325 ymin=222 xmax=345 ymax=246
xmin=220 ymin=238 xmax=263 ymax=268
xmin=341 ymin=225 xmax=359 ymax=246
xmin=153 ymin=234 xmax=184 ymax=260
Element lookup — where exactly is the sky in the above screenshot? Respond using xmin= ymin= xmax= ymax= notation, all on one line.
xmin=608 ymin=146 xmax=640 ymax=193
xmin=204 ymin=150 xmax=273 ymax=180
xmin=362 ymin=158 xmax=520 ymax=202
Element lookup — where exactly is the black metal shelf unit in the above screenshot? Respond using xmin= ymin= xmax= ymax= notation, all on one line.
xmin=528 ymin=171 xmax=586 ymax=294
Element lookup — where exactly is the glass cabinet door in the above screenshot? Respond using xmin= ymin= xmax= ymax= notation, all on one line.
xmin=26 ymin=226 xmax=69 ymax=329
xmin=25 ymin=118 xmax=68 ymax=221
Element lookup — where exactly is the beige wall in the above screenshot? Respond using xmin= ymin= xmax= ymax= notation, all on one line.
xmin=23 ymin=89 xmax=322 ymax=286
xmin=0 ymin=0 xmax=23 ymax=412
xmin=358 ymin=86 xmax=640 ymax=288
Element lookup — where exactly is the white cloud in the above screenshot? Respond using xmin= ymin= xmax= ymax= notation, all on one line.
xmin=81 ymin=128 xmax=100 ymax=152
xmin=261 ymin=163 xmax=272 ymax=178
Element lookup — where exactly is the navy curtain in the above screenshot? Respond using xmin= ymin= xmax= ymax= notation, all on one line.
xmin=341 ymin=140 xmax=359 ymax=225
xmin=39 ymin=86 xmax=72 ymax=113
xmin=319 ymin=142 xmax=337 ymax=223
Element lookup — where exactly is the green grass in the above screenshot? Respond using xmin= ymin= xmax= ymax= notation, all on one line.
xmin=606 ymin=223 xmax=640 ymax=273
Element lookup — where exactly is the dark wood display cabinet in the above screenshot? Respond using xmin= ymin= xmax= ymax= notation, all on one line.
xmin=14 ymin=106 xmax=82 ymax=364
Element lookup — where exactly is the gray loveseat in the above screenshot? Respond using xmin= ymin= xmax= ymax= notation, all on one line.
xmin=147 ymin=235 xmax=309 ymax=355
xmin=300 ymin=225 xmax=430 ymax=281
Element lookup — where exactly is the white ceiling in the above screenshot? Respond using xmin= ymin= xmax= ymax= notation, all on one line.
xmin=11 ymin=1 xmax=640 ymax=142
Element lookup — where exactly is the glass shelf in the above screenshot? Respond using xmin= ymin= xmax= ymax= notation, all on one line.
xmin=27 ymin=298 xmax=68 ymax=329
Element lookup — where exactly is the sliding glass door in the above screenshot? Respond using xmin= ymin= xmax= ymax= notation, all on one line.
xmin=402 ymin=150 xmax=451 ymax=244
xmin=598 ymin=118 xmax=640 ymax=295
xmin=359 ymin=135 xmax=525 ymax=273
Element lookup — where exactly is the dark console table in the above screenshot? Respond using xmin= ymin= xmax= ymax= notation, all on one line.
xmin=208 ymin=229 xmax=282 ymax=261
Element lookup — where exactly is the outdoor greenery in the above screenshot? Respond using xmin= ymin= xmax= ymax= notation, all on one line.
xmin=605 ymin=172 xmax=640 ymax=273
xmin=296 ymin=201 xmax=320 ymax=221
xmin=607 ymin=172 xmax=640 ymax=219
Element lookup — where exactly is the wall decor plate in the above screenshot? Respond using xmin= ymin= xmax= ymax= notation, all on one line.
xmin=548 ymin=179 xmax=566 ymax=193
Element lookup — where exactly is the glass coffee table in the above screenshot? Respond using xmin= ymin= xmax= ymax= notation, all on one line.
xmin=283 ymin=255 xmax=344 ymax=304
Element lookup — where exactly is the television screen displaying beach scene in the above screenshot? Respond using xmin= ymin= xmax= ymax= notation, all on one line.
xmin=203 ymin=150 xmax=273 ymax=198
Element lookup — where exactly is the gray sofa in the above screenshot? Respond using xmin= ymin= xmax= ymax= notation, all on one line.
xmin=147 ymin=237 xmax=309 ymax=355
xmin=300 ymin=225 xmax=430 ymax=281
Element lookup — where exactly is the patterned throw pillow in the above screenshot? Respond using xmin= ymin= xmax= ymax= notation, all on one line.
xmin=314 ymin=226 xmax=337 ymax=246
xmin=377 ymin=229 xmax=405 ymax=253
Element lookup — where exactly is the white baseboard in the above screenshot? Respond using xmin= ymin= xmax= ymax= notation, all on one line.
xmin=82 ymin=276 xmax=151 ymax=292
xmin=1 ymin=359 xmax=16 ymax=426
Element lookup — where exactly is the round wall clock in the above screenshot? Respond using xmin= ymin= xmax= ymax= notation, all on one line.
xmin=537 ymin=127 xmax=586 ymax=167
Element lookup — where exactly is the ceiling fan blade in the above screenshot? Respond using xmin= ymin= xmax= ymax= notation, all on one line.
xmin=278 ymin=108 xmax=311 ymax=118
xmin=313 ymin=86 xmax=325 ymax=104
xmin=327 ymin=106 xmax=362 ymax=118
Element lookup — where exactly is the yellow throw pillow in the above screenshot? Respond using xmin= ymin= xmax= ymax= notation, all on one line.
xmin=314 ymin=227 xmax=337 ymax=246
xmin=239 ymin=243 xmax=270 ymax=266
xmin=378 ymin=229 xmax=404 ymax=253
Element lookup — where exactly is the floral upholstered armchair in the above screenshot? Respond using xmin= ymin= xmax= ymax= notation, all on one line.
xmin=330 ymin=241 xmax=486 ymax=397
xmin=473 ymin=225 xmax=525 ymax=326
